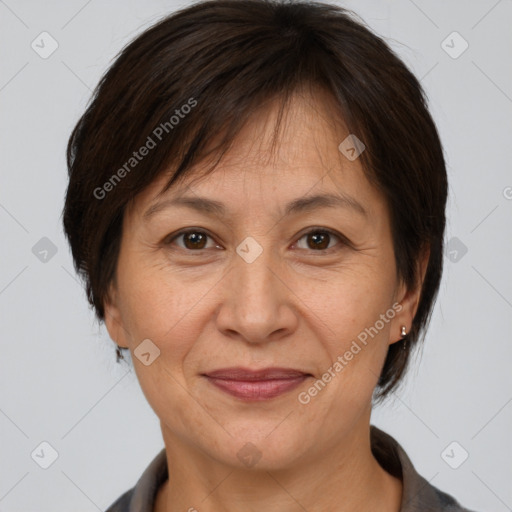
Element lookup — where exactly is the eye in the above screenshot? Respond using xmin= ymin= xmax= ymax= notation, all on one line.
xmin=165 ymin=229 xmax=219 ymax=251
xmin=164 ymin=227 xmax=348 ymax=253
xmin=294 ymin=228 xmax=345 ymax=252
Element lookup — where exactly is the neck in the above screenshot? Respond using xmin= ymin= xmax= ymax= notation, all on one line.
xmin=155 ymin=420 xmax=402 ymax=512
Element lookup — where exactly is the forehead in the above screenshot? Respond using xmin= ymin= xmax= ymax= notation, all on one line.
xmin=127 ymin=88 xmax=381 ymax=218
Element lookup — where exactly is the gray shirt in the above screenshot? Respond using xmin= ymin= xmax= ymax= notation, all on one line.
xmin=106 ymin=425 xmax=478 ymax=511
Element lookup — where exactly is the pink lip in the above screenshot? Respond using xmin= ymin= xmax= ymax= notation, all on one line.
xmin=203 ymin=367 xmax=312 ymax=401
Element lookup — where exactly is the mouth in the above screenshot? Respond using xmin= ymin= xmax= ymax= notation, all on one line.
xmin=202 ymin=367 xmax=313 ymax=401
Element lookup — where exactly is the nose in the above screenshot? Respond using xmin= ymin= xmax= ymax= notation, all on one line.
xmin=214 ymin=242 xmax=299 ymax=345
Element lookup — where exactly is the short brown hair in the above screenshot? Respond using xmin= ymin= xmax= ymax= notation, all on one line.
xmin=62 ymin=0 xmax=447 ymax=402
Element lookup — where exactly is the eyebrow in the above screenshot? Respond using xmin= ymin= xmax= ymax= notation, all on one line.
xmin=142 ymin=192 xmax=368 ymax=221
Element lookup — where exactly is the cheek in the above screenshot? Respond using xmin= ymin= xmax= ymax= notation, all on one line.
xmin=114 ymin=259 xmax=232 ymax=447
xmin=302 ymin=284 xmax=394 ymax=427
xmin=117 ymin=261 xmax=221 ymax=370
xmin=312 ymin=273 xmax=394 ymax=336
xmin=117 ymin=268 xmax=213 ymax=426
xmin=307 ymin=275 xmax=396 ymax=393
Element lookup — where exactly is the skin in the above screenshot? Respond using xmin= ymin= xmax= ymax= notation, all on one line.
xmin=104 ymin=88 xmax=427 ymax=512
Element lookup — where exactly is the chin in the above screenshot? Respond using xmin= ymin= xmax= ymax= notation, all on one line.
xmin=211 ymin=426 xmax=308 ymax=471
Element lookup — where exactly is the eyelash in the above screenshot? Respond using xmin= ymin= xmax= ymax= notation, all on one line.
xmin=164 ymin=227 xmax=349 ymax=254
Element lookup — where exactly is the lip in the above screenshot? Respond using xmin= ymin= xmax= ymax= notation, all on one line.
xmin=202 ymin=367 xmax=312 ymax=401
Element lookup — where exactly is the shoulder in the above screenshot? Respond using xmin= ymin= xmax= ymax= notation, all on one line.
xmin=105 ymin=487 xmax=134 ymax=512
xmin=104 ymin=447 xmax=168 ymax=512
xmin=433 ymin=486 xmax=479 ymax=511
xmin=421 ymin=484 xmax=480 ymax=512
xmin=370 ymin=425 xmax=480 ymax=512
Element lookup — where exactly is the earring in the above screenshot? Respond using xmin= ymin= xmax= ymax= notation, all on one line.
xmin=116 ymin=346 xmax=124 ymax=363
xmin=400 ymin=326 xmax=407 ymax=351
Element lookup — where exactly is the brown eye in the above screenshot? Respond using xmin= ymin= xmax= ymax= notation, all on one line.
xmin=307 ymin=232 xmax=330 ymax=250
xmin=295 ymin=229 xmax=343 ymax=251
xmin=183 ymin=231 xmax=207 ymax=249
xmin=167 ymin=230 xmax=215 ymax=250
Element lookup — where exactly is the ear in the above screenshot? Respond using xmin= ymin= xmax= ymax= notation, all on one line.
xmin=103 ymin=279 xmax=129 ymax=349
xmin=389 ymin=245 xmax=430 ymax=345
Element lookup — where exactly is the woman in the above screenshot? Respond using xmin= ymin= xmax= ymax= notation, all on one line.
xmin=62 ymin=0 xmax=478 ymax=510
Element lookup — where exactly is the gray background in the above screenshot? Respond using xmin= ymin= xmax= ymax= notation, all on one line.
xmin=1 ymin=0 xmax=511 ymax=510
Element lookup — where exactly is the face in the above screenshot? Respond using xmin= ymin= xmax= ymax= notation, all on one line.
xmin=105 ymin=89 xmax=421 ymax=471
